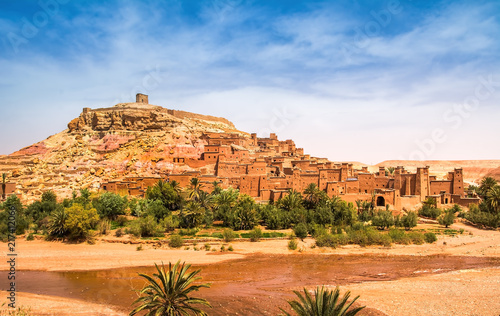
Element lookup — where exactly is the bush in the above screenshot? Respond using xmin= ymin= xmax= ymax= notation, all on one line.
xmin=222 ymin=228 xmax=236 ymax=242
xmin=388 ymin=229 xmax=410 ymax=245
xmin=26 ymin=233 xmax=34 ymax=241
xmin=204 ymin=243 xmax=211 ymax=251
xmin=293 ymin=222 xmax=308 ymax=240
xmin=424 ymin=232 xmax=437 ymax=243
xmin=401 ymin=212 xmax=418 ymax=230
xmin=438 ymin=210 xmax=456 ymax=228
xmin=249 ymin=227 xmax=263 ymax=242
xmin=159 ymin=215 xmax=179 ymax=232
xmin=129 ymin=216 xmax=163 ymax=238
xmin=179 ymin=228 xmax=198 ymax=236
xmin=408 ymin=232 xmax=425 ymax=245
xmin=371 ymin=210 xmax=394 ymax=230
xmin=95 ymin=192 xmax=126 ymax=219
xmin=419 ymin=206 xmax=441 ymax=219
xmin=98 ymin=219 xmax=111 ymax=235
xmin=116 ymin=215 xmax=128 ymax=227
xmin=115 ymin=228 xmax=124 ymax=237
xmin=288 ymin=238 xmax=298 ymax=250
xmin=168 ymin=234 xmax=184 ymax=248
xmin=228 ymin=245 xmax=234 ymax=251
xmin=315 ymin=233 xmax=337 ymax=248
xmin=65 ymin=204 xmax=99 ymax=241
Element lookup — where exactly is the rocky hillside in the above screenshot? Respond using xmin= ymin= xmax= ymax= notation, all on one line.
xmin=0 ymin=102 xmax=246 ymax=202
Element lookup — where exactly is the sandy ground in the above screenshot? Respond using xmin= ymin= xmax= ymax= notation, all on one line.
xmin=344 ymin=267 xmax=500 ymax=316
xmin=0 ymin=222 xmax=499 ymax=315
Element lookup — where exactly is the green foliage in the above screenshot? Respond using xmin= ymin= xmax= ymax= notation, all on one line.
xmin=48 ymin=207 xmax=67 ymax=238
xmin=249 ymin=227 xmax=263 ymax=242
xmin=130 ymin=261 xmax=211 ymax=316
xmin=146 ymin=180 xmax=183 ymax=211
xmin=281 ymin=286 xmax=365 ymax=316
xmin=371 ymin=210 xmax=394 ymax=230
xmin=129 ymin=216 xmax=163 ymax=238
xmin=145 ymin=199 xmax=170 ymax=221
xmin=418 ymin=205 xmax=441 ymax=219
xmin=438 ymin=209 xmax=456 ymax=228
xmin=407 ymin=231 xmax=425 ymax=245
xmin=424 ymin=232 xmax=437 ymax=243
xmin=227 ymin=245 xmax=234 ymax=251
xmin=180 ymin=201 xmax=205 ymax=228
xmin=293 ymin=222 xmax=309 ymax=240
xmin=64 ymin=204 xmax=99 ymax=241
xmin=401 ymin=212 xmax=418 ymax=230
xmin=464 ymin=203 xmax=500 ymax=228
xmin=26 ymin=233 xmax=34 ymax=241
xmin=479 ymin=177 xmax=497 ymax=198
xmin=222 ymin=228 xmax=236 ymax=242
xmin=159 ymin=215 xmax=179 ymax=232
xmin=168 ymin=234 xmax=184 ymax=248
xmin=288 ymin=238 xmax=298 ymax=250
xmin=388 ymin=229 xmax=410 ymax=245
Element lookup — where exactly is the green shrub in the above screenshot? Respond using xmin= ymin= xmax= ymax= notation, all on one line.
xmin=129 ymin=216 xmax=163 ymax=238
xmin=204 ymin=243 xmax=211 ymax=251
xmin=315 ymin=233 xmax=336 ymax=248
xmin=424 ymin=232 xmax=437 ymax=243
xmin=438 ymin=210 xmax=456 ymax=228
xmin=371 ymin=210 xmax=395 ymax=230
xmin=220 ymin=245 xmax=226 ymax=252
xmin=419 ymin=206 xmax=441 ymax=219
xmin=293 ymin=222 xmax=308 ymax=240
xmin=408 ymin=231 xmax=425 ymax=245
xmin=179 ymin=228 xmax=198 ymax=236
xmin=222 ymin=228 xmax=236 ymax=242
xmin=288 ymin=238 xmax=298 ymax=250
xmin=228 ymin=245 xmax=234 ymax=251
xmin=159 ymin=215 xmax=179 ymax=232
xmin=388 ymin=229 xmax=410 ymax=245
xmin=249 ymin=227 xmax=263 ymax=242
xmin=26 ymin=233 xmax=34 ymax=241
xmin=168 ymin=234 xmax=184 ymax=248
xmin=401 ymin=212 xmax=418 ymax=230
xmin=136 ymin=245 xmax=143 ymax=251
xmin=115 ymin=215 xmax=128 ymax=227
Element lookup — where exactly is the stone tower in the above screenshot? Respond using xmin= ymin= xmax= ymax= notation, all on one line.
xmin=136 ymin=93 xmax=148 ymax=104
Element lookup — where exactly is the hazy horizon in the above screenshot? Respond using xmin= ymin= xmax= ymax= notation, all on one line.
xmin=1 ymin=0 xmax=499 ymax=163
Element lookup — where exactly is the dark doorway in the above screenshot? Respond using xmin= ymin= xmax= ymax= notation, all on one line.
xmin=376 ymin=196 xmax=385 ymax=207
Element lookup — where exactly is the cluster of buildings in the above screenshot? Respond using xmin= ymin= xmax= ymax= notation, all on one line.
xmin=101 ymin=132 xmax=479 ymax=210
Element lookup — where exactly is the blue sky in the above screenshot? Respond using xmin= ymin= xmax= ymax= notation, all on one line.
xmin=0 ymin=0 xmax=499 ymax=163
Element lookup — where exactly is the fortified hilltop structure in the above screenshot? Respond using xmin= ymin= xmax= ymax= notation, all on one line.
xmin=0 ymin=94 xmax=479 ymax=209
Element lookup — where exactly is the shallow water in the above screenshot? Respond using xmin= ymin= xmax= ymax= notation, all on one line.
xmin=3 ymin=253 xmax=499 ymax=315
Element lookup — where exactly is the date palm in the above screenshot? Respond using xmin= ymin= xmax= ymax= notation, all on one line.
xmin=487 ymin=185 xmax=500 ymax=214
xmin=130 ymin=261 xmax=211 ymax=316
xmin=282 ymin=286 xmax=364 ymax=316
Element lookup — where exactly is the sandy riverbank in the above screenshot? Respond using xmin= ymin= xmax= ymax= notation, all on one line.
xmin=0 ymin=223 xmax=498 ymax=315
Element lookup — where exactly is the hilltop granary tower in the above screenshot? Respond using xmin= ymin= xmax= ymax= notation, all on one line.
xmin=136 ymin=93 xmax=148 ymax=104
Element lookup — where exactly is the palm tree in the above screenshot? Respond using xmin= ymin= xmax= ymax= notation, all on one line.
xmin=170 ymin=180 xmax=182 ymax=195
xmin=386 ymin=167 xmax=395 ymax=176
xmin=487 ymin=185 xmax=500 ymax=214
xmin=281 ymin=190 xmax=303 ymax=212
xmin=1 ymin=173 xmax=6 ymax=200
xmin=130 ymin=261 xmax=211 ymax=316
xmin=304 ymin=183 xmax=321 ymax=208
xmin=49 ymin=207 xmax=68 ymax=237
xmin=282 ymin=286 xmax=365 ymax=316
xmin=187 ymin=178 xmax=204 ymax=202
xmin=211 ymin=181 xmax=222 ymax=195
xmin=479 ymin=177 xmax=497 ymax=197
xmin=197 ymin=191 xmax=214 ymax=210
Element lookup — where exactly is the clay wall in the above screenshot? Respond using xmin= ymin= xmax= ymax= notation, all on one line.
xmin=430 ymin=180 xmax=453 ymax=195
